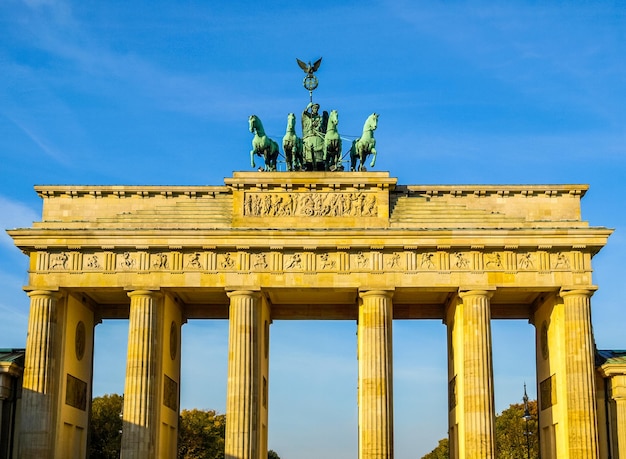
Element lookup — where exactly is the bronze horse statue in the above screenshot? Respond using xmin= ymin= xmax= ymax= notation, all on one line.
xmin=324 ymin=109 xmax=343 ymax=171
xmin=249 ymin=114 xmax=279 ymax=171
xmin=282 ymin=113 xmax=303 ymax=171
xmin=350 ymin=113 xmax=378 ymax=171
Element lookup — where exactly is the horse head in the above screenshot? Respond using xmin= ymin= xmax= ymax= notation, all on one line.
xmin=286 ymin=113 xmax=296 ymax=132
xmin=364 ymin=113 xmax=378 ymax=132
xmin=249 ymin=114 xmax=261 ymax=134
xmin=328 ymin=110 xmax=339 ymax=130
xmin=249 ymin=115 xmax=256 ymax=133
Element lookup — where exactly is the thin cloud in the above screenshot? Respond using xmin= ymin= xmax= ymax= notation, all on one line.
xmin=6 ymin=115 xmax=69 ymax=164
xmin=0 ymin=195 xmax=39 ymax=248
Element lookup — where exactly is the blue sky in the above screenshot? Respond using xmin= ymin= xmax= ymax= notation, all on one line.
xmin=1 ymin=1 xmax=625 ymax=458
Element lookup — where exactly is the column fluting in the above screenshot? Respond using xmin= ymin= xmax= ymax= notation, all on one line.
xmin=225 ymin=290 xmax=263 ymax=459
xmin=121 ymin=290 xmax=162 ymax=459
xmin=358 ymin=290 xmax=394 ymax=459
xmin=458 ymin=290 xmax=495 ymax=459
xmin=560 ymin=288 xmax=599 ymax=458
xmin=19 ymin=290 xmax=60 ymax=459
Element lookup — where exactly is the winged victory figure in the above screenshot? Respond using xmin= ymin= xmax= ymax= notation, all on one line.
xmin=296 ymin=57 xmax=323 ymax=77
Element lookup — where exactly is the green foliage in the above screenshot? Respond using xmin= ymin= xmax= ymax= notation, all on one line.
xmin=89 ymin=396 xmax=278 ymax=459
xmin=421 ymin=438 xmax=449 ymax=459
xmin=89 ymin=394 xmax=123 ymax=459
xmin=178 ymin=409 xmax=226 ymax=459
xmin=495 ymin=400 xmax=538 ymax=459
xmin=420 ymin=400 xmax=539 ymax=459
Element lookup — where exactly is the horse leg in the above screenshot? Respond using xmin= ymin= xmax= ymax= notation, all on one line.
xmin=369 ymin=148 xmax=377 ymax=168
xmin=251 ymin=150 xmax=256 ymax=169
xmin=269 ymin=152 xmax=277 ymax=171
xmin=350 ymin=141 xmax=358 ymax=171
xmin=285 ymin=146 xmax=293 ymax=171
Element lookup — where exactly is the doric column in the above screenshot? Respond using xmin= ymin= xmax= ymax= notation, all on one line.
xmin=19 ymin=289 xmax=61 ymax=459
xmin=358 ymin=290 xmax=394 ymax=459
xmin=458 ymin=289 xmax=495 ymax=459
xmin=121 ymin=290 xmax=162 ymax=459
xmin=597 ymin=370 xmax=626 ymax=458
xmin=225 ymin=290 xmax=265 ymax=459
xmin=560 ymin=288 xmax=599 ymax=458
xmin=610 ymin=377 xmax=626 ymax=458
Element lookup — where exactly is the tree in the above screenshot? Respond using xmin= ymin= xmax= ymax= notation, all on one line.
xmin=89 ymin=394 xmax=123 ymax=459
xmin=495 ymin=400 xmax=539 ymax=459
xmin=89 ymin=397 xmax=276 ymax=459
xmin=178 ymin=409 xmax=226 ymax=459
xmin=420 ymin=400 xmax=539 ymax=459
xmin=421 ymin=438 xmax=448 ymax=459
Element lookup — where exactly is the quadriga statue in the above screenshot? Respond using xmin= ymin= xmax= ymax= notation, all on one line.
xmin=282 ymin=113 xmax=303 ymax=171
xmin=350 ymin=113 xmax=378 ymax=171
xmin=324 ymin=109 xmax=343 ymax=171
xmin=249 ymin=114 xmax=279 ymax=171
xmin=301 ymin=102 xmax=329 ymax=171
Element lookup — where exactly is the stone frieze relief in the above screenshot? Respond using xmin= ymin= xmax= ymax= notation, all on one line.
xmin=38 ymin=248 xmax=586 ymax=275
xmin=244 ymin=192 xmax=378 ymax=217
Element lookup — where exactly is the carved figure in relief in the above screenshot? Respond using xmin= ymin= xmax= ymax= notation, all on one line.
xmin=485 ymin=253 xmax=502 ymax=268
xmin=365 ymin=195 xmax=377 ymax=216
xmin=120 ymin=252 xmax=135 ymax=269
xmin=282 ymin=113 xmax=303 ymax=171
xmin=221 ymin=253 xmax=235 ymax=269
xmin=350 ymin=113 xmax=378 ymax=171
xmin=454 ymin=252 xmax=469 ymax=269
xmin=285 ymin=253 xmax=302 ymax=269
xmin=320 ymin=253 xmax=336 ymax=269
xmin=244 ymin=192 xmax=378 ymax=218
xmin=519 ymin=252 xmax=533 ymax=269
xmin=50 ymin=252 xmax=68 ymax=269
xmin=249 ymin=114 xmax=279 ymax=171
xmin=153 ymin=253 xmax=168 ymax=269
xmin=420 ymin=253 xmax=435 ymax=269
xmin=356 ymin=251 xmax=369 ymax=268
xmin=263 ymin=195 xmax=272 ymax=215
xmin=86 ymin=255 xmax=100 ymax=269
xmin=188 ymin=253 xmax=203 ymax=269
xmin=554 ymin=252 xmax=571 ymax=269
xmin=388 ymin=253 xmax=401 ymax=268
xmin=253 ymin=253 xmax=268 ymax=270
xmin=350 ymin=193 xmax=362 ymax=216
xmin=281 ymin=194 xmax=295 ymax=216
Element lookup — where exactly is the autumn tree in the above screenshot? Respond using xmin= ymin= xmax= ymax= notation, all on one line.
xmin=420 ymin=400 xmax=539 ymax=459
xmin=89 ymin=397 xmax=277 ymax=459
xmin=178 ymin=408 xmax=226 ymax=459
xmin=421 ymin=438 xmax=448 ymax=459
xmin=495 ymin=400 xmax=538 ymax=459
xmin=89 ymin=394 xmax=123 ymax=459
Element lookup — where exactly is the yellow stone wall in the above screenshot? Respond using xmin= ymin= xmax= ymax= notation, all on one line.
xmin=534 ymin=294 xmax=564 ymax=458
xmin=157 ymin=294 xmax=183 ymax=458
xmin=55 ymin=293 xmax=94 ymax=458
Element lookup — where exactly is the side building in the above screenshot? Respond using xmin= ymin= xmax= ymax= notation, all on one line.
xmin=0 ymin=349 xmax=24 ymax=459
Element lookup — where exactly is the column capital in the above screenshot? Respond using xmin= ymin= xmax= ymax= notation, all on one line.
xmin=598 ymin=363 xmax=626 ymax=379
xmin=126 ymin=288 xmax=161 ymax=298
xmin=226 ymin=289 xmax=262 ymax=300
xmin=559 ymin=286 xmax=598 ymax=299
xmin=358 ymin=289 xmax=394 ymax=300
xmin=26 ymin=289 xmax=61 ymax=299
xmin=458 ymin=287 xmax=495 ymax=299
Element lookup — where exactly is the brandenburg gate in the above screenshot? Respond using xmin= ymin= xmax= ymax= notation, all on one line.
xmin=8 ymin=171 xmax=615 ymax=458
